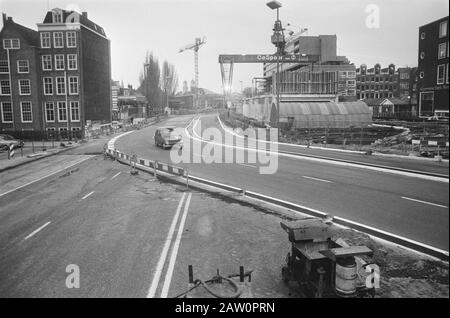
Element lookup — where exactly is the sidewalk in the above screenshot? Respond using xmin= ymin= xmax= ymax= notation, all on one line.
xmin=0 ymin=142 xmax=81 ymax=173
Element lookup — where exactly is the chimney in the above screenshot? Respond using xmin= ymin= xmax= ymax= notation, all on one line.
xmin=2 ymin=13 xmax=7 ymax=25
xmin=82 ymin=12 xmax=88 ymax=19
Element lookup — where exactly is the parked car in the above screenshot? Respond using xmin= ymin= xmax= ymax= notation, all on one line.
xmin=111 ymin=121 xmax=123 ymax=129
xmin=0 ymin=134 xmax=24 ymax=151
xmin=154 ymin=127 xmax=183 ymax=149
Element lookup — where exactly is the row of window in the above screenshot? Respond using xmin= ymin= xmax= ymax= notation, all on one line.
xmin=0 ymin=101 xmax=80 ymax=123
xmin=420 ymin=20 xmax=448 ymax=40
xmin=357 ymin=92 xmax=394 ymax=99
xmin=0 ymin=60 xmax=30 ymax=74
xmin=42 ymin=54 xmax=78 ymax=71
xmin=357 ymin=85 xmax=397 ymax=91
xmin=40 ymin=31 xmax=77 ymax=49
xmin=357 ymin=76 xmax=396 ymax=83
xmin=2 ymin=39 xmax=20 ymax=50
xmin=0 ymin=79 xmax=31 ymax=95
xmin=0 ymin=76 xmax=79 ymax=96
xmin=43 ymin=76 xmax=79 ymax=95
xmin=420 ymin=42 xmax=449 ymax=60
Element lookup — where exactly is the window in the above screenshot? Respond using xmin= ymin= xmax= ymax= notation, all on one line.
xmin=53 ymin=32 xmax=64 ymax=48
xmin=420 ymin=52 xmax=425 ymax=59
xmin=0 ymin=60 xmax=9 ymax=73
xmin=45 ymin=102 xmax=55 ymax=122
xmin=67 ymin=54 xmax=77 ymax=70
xmin=400 ymin=73 xmax=409 ymax=80
xmin=420 ymin=32 xmax=426 ymax=40
xmin=3 ymin=39 xmax=20 ymax=49
xmin=67 ymin=32 xmax=77 ymax=47
xmin=55 ymin=54 xmax=65 ymax=70
xmin=69 ymin=76 xmax=79 ymax=94
xmin=438 ymin=43 xmax=447 ymax=59
xmin=0 ymin=80 xmax=11 ymax=95
xmin=20 ymin=101 xmax=32 ymax=123
xmin=43 ymin=77 xmax=53 ymax=95
xmin=56 ymin=77 xmax=66 ymax=95
xmin=439 ymin=21 xmax=448 ymax=38
xmin=40 ymin=32 xmax=51 ymax=48
xmin=42 ymin=55 xmax=52 ymax=71
xmin=57 ymin=101 xmax=67 ymax=122
xmin=17 ymin=60 xmax=29 ymax=73
xmin=347 ymin=80 xmax=356 ymax=87
xmin=52 ymin=10 xmax=63 ymax=23
xmin=420 ymin=72 xmax=424 ymax=79
xmin=70 ymin=101 xmax=80 ymax=121
xmin=19 ymin=79 xmax=31 ymax=95
xmin=1 ymin=102 xmax=13 ymax=123
xmin=437 ymin=64 xmax=445 ymax=84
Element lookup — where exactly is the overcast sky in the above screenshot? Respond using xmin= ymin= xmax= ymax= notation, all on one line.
xmin=0 ymin=0 xmax=448 ymax=93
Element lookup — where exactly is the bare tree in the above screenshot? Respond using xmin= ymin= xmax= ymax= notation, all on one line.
xmin=139 ymin=51 xmax=161 ymax=114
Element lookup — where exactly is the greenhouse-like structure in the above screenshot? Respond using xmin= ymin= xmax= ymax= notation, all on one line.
xmin=242 ymin=96 xmax=372 ymax=129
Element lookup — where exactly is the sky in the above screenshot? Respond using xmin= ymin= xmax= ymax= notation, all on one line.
xmin=0 ymin=0 xmax=448 ymax=93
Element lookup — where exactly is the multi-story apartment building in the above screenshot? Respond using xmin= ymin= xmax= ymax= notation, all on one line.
xmin=37 ymin=8 xmax=111 ymax=137
xmin=417 ymin=16 xmax=449 ymax=117
xmin=262 ymin=34 xmax=356 ymax=98
xmin=356 ymin=64 xmax=398 ymax=100
xmin=0 ymin=8 xmax=111 ymax=138
xmin=0 ymin=14 xmax=41 ymax=138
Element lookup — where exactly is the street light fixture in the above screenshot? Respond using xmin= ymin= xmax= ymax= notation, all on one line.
xmin=266 ymin=1 xmax=285 ymax=134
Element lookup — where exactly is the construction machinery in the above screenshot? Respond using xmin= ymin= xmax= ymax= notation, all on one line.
xmin=280 ymin=218 xmax=377 ymax=298
xmin=179 ymin=37 xmax=207 ymax=108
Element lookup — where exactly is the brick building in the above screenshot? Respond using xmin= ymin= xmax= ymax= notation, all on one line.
xmin=0 ymin=15 xmax=41 ymax=136
xmin=0 ymin=8 xmax=111 ymax=139
xmin=417 ymin=16 xmax=449 ymax=117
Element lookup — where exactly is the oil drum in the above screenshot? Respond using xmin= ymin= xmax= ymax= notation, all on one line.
xmin=335 ymin=257 xmax=357 ymax=296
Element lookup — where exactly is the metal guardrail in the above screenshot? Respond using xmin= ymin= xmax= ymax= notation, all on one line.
xmin=106 ymin=145 xmax=449 ymax=261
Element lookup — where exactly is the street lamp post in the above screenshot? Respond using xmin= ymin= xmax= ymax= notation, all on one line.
xmin=266 ymin=1 xmax=285 ymax=136
xmin=144 ymin=63 xmax=150 ymax=116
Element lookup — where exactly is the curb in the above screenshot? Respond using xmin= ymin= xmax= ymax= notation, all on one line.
xmin=0 ymin=144 xmax=80 ymax=174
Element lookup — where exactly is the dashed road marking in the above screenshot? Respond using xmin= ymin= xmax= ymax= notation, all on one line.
xmin=81 ymin=191 xmax=94 ymax=200
xmin=111 ymin=172 xmax=121 ymax=180
xmin=23 ymin=222 xmax=51 ymax=241
xmin=302 ymin=176 xmax=333 ymax=183
xmin=401 ymin=196 xmax=448 ymax=209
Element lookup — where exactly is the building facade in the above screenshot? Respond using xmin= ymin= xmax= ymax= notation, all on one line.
xmin=417 ymin=16 xmax=449 ymax=117
xmin=0 ymin=15 xmax=42 ymax=138
xmin=0 ymin=8 xmax=111 ymax=139
xmin=262 ymin=34 xmax=356 ymax=98
xmin=356 ymin=64 xmax=398 ymax=100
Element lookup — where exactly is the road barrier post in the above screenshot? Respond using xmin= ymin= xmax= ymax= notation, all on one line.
xmin=154 ymin=161 xmax=158 ymax=178
xmin=185 ymin=169 xmax=189 ymax=189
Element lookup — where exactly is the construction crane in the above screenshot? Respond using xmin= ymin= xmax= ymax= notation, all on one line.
xmin=179 ymin=36 xmax=207 ymax=108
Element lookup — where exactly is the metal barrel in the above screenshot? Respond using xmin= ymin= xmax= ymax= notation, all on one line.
xmin=335 ymin=257 xmax=357 ymax=296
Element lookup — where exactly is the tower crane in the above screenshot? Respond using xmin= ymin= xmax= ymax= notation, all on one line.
xmin=179 ymin=36 xmax=207 ymax=108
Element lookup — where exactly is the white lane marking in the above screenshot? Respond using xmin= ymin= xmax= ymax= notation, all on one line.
xmin=246 ymin=190 xmax=449 ymax=258
xmin=23 ymin=221 xmax=51 ymax=241
xmin=0 ymin=156 xmax=94 ymax=198
xmin=147 ymin=193 xmax=187 ymax=298
xmin=186 ymin=123 xmax=448 ymax=184
xmin=401 ymin=196 xmax=448 ymax=209
xmin=81 ymin=191 xmax=94 ymax=200
xmin=302 ymin=176 xmax=333 ymax=183
xmin=160 ymin=193 xmax=192 ymax=298
xmin=111 ymin=172 xmax=121 ymax=180
xmin=237 ymin=163 xmax=257 ymax=169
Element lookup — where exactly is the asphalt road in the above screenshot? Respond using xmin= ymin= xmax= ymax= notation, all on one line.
xmin=0 ymin=134 xmax=297 ymax=297
xmin=115 ymin=114 xmax=449 ymax=251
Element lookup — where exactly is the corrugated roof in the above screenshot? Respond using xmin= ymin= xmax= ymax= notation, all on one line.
xmin=280 ymin=101 xmax=371 ymax=116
